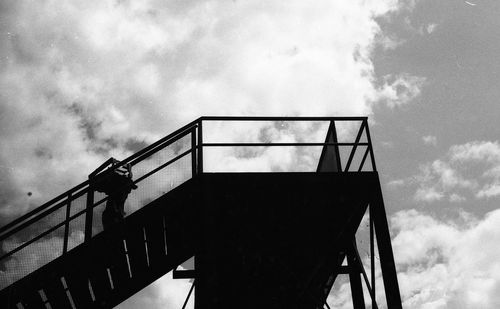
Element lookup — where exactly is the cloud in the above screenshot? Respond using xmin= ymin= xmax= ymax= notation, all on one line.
xmin=376 ymin=73 xmax=426 ymax=108
xmin=118 ymin=274 xmax=194 ymax=309
xmin=406 ymin=141 xmax=500 ymax=202
xmin=0 ymin=0 xmax=425 ymax=219
xmin=326 ymin=208 xmax=500 ymax=309
xmin=391 ymin=208 xmax=500 ymax=308
xmin=387 ymin=178 xmax=406 ymax=188
xmin=414 ymin=159 xmax=476 ymax=202
xmin=422 ymin=135 xmax=437 ymax=146
xmin=426 ymin=23 xmax=438 ymax=34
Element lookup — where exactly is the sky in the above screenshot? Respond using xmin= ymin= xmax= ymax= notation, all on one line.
xmin=1 ymin=0 xmax=500 ymax=308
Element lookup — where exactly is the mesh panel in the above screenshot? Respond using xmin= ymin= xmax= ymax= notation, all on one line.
xmin=126 ymin=155 xmax=191 ymax=214
xmin=92 ymin=191 xmax=108 ymax=236
xmin=67 ymin=214 xmax=85 ymax=252
xmin=0 ymin=225 xmax=65 ymax=290
xmin=132 ymin=134 xmax=191 ymax=181
xmin=66 ymin=192 xmax=88 ymax=251
xmin=69 ymin=191 xmax=88 ymax=218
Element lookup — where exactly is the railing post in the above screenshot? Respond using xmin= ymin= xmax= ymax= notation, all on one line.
xmin=191 ymin=127 xmax=197 ymax=177
xmin=344 ymin=120 xmax=366 ymax=172
xmin=197 ymin=119 xmax=203 ymax=174
xmin=364 ymin=119 xmax=377 ymax=172
xmin=84 ymin=182 xmax=94 ymax=243
xmin=63 ymin=192 xmax=72 ymax=254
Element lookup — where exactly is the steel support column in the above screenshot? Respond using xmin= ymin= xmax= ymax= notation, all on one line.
xmin=371 ymin=178 xmax=402 ymax=308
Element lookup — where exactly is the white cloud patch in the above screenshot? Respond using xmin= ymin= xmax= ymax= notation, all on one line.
xmin=118 ymin=275 xmax=194 ymax=309
xmin=0 ymin=0 xmax=424 ymax=219
xmin=426 ymin=23 xmax=438 ymax=34
xmin=327 ymin=208 xmax=500 ymax=309
xmin=391 ymin=208 xmax=500 ymax=308
xmin=422 ymin=135 xmax=437 ymax=146
xmin=411 ymin=141 xmax=500 ymax=202
xmin=387 ymin=178 xmax=406 ymax=188
xmin=376 ymin=73 xmax=426 ymax=108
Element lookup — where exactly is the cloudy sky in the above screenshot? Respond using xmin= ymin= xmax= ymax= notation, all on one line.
xmin=1 ymin=0 xmax=500 ymax=308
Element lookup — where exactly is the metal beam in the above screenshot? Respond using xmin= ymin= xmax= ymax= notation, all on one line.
xmin=371 ymin=178 xmax=402 ymax=308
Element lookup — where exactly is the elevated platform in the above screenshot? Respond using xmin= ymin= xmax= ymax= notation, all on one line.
xmin=0 ymin=117 xmax=402 ymax=308
xmin=196 ymin=172 xmax=377 ymax=309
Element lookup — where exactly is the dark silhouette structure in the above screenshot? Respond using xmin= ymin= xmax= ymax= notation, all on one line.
xmin=91 ymin=159 xmax=137 ymax=230
xmin=0 ymin=117 xmax=402 ymax=308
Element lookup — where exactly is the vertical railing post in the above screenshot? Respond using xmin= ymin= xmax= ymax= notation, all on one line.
xmin=344 ymin=120 xmax=366 ymax=172
xmin=191 ymin=126 xmax=197 ymax=177
xmin=84 ymin=182 xmax=94 ymax=243
xmin=197 ymin=119 xmax=203 ymax=174
xmin=364 ymin=119 xmax=377 ymax=172
xmin=372 ymin=180 xmax=402 ymax=308
xmin=63 ymin=192 xmax=72 ymax=254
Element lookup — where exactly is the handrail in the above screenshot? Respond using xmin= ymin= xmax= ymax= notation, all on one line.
xmin=199 ymin=116 xmax=368 ymax=121
xmin=0 ymin=116 xmax=377 ymax=288
xmin=1 ymin=117 xmax=372 ymax=235
xmin=0 ymin=119 xmax=201 ymax=238
xmin=0 ymin=185 xmax=88 ymax=237
xmin=127 ymin=119 xmax=199 ymax=166
xmin=0 ymin=117 xmax=374 ymax=237
xmin=201 ymin=142 xmax=369 ymax=147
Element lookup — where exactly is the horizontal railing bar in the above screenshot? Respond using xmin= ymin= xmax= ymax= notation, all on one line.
xmin=134 ymin=148 xmax=192 ymax=184
xmin=129 ymin=126 xmax=194 ymax=166
xmin=0 ymin=119 xmax=201 ymax=235
xmin=200 ymin=116 xmax=367 ymax=121
xmin=0 ymin=183 xmax=89 ymax=235
xmin=1 ymin=117 xmax=365 ymax=234
xmin=0 ymin=116 xmax=376 ymax=269
xmin=0 ymin=187 xmax=89 ymax=242
xmin=0 ymin=148 xmax=194 ymax=257
xmin=202 ymin=142 xmax=369 ymax=147
xmin=125 ymin=120 xmax=199 ymax=166
xmin=76 ymin=148 xmax=194 ymax=220
xmin=0 ymin=215 xmax=69 ymax=262
xmin=84 ymin=149 xmax=193 ymax=215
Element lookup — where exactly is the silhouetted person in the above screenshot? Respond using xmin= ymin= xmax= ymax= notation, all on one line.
xmin=94 ymin=159 xmax=137 ymax=231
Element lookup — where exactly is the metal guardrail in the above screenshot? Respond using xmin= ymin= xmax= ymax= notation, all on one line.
xmin=0 ymin=116 xmax=376 ymax=289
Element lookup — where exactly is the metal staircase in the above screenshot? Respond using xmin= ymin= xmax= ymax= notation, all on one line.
xmin=0 ymin=117 xmax=402 ymax=309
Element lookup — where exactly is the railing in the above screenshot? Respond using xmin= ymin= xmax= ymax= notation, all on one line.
xmin=0 ymin=116 xmax=376 ymax=289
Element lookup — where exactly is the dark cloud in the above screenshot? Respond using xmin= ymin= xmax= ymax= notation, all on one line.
xmin=124 ymin=138 xmax=149 ymax=153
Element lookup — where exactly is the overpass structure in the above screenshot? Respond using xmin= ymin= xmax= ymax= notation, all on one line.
xmin=0 ymin=117 xmax=402 ymax=308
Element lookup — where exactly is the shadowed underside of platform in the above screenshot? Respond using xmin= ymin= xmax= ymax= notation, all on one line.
xmin=195 ymin=173 xmax=379 ymax=309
